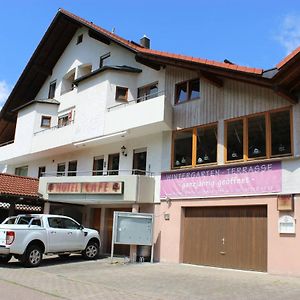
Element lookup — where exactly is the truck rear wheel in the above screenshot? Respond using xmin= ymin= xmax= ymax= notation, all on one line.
xmin=22 ymin=245 xmax=43 ymax=267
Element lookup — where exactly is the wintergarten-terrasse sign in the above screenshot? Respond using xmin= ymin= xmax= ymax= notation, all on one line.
xmin=160 ymin=162 xmax=281 ymax=198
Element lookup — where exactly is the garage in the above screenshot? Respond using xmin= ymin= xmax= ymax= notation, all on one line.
xmin=183 ymin=205 xmax=267 ymax=272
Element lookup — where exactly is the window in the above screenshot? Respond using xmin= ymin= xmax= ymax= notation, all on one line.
xmin=226 ymin=119 xmax=244 ymax=161
xmin=48 ymin=217 xmax=64 ymax=229
xmin=224 ymin=108 xmax=292 ymax=163
xmin=173 ymin=130 xmax=193 ymax=167
xmin=172 ymin=124 xmax=218 ymax=168
xmin=48 ymin=217 xmax=80 ymax=229
xmin=175 ymin=78 xmax=200 ymax=104
xmin=57 ymin=163 xmax=66 ymax=176
xmin=76 ymin=34 xmax=83 ymax=45
xmin=196 ymin=125 xmax=217 ymax=164
xmin=41 ymin=116 xmax=51 ymax=128
xmin=61 ymin=70 xmax=75 ymax=95
xmin=38 ymin=166 xmax=46 ymax=178
xmin=68 ymin=160 xmax=77 ymax=176
xmin=133 ymin=149 xmax=147 ymax=175
xmin=115 ymin=86 xmax=128 ymax=102
xmin=248 ymin=115 xmax=266 ymax=159
xmin=99 ymin=52 xmax=111 ymax=68
xmin=93 ymin=156 xmax=104 ymax=176
xmin=137 ymin=82 xmax=158 ymax=102
xmin=77 ymin=64 xmax=92 ymax=78
xmin=108 ymin=153 xmax=119 ymax=175
xmin=63 ymin=218 xmax=81 ymax=230
xmin=48 ymin=80 xmax=56 ymax=99
xmin=15 ymin=166 xmax=28 ymax=176
xmin=270 ymin=110 xmax=292 ymax=156
xmin=58 ymin=111 xmax=73 ymax=127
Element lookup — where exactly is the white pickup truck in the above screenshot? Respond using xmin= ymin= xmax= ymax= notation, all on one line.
xmin=0 ymin=214 xmax=101 ymax=267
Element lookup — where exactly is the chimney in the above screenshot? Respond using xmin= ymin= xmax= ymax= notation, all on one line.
xmin=140 ymin=35 xmax=150 ymax=49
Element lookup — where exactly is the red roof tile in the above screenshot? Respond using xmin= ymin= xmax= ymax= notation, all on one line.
xmin=277 ymin=46 xmax=300 ymax=69
xmin=0 ymin=173 xmax=39 ymax=198
xmin=59 ymin=9 xmax=263 ymax=76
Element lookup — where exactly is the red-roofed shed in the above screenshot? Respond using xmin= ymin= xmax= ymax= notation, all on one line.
xmin=0 ymin=173 xmax=44 ymax=222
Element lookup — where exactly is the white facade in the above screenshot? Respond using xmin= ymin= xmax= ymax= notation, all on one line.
xmin=0 ymin=27 xmax=170 ymax=194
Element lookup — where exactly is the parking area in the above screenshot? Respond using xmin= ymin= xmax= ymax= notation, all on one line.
xmin=1 ymin=256 xmax=300 ymax=300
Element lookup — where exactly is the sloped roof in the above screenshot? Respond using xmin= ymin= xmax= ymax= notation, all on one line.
xmin=277 ymin=46 xmax=300 ymax=69
xmin=60 ymin=9 xmax=263 ymax=75
xmin=0 ymin=173 xmax=39 ymax=198
xmin=12 ymin=98 xmax=60 ymax=112
xmin=1 ymin=8 xmax=300 ymax=142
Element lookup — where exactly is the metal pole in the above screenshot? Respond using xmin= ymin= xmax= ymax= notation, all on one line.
xmin=110 ymin=212 xmax=116 ymax=263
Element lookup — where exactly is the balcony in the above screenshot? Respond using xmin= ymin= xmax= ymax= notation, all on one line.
xmin=31 ymin=121 xmax=75 ymax=153
xmin=39 ymin=170 xmax=155 ymax=205
xmin=105 ymin=92 xmax=172 ymax=137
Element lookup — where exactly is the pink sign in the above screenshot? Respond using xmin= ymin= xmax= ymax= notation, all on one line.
xmin=160 ymin=162 xmax=282 ymax=198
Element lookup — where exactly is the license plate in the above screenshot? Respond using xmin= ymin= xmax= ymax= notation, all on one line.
xmin=0 ymin=231 xmax=6 ymax=246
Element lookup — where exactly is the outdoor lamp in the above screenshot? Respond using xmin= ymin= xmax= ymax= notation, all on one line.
xmin=121 ymin=145 xmax=127 ymax=156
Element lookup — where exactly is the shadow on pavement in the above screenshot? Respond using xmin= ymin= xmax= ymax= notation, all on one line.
xmin=0 ymin=254 xmax=109 ymax=269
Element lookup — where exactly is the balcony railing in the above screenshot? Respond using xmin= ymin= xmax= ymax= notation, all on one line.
xmin=107 ymin=90 xmax=165 ymax=112
xmin=41 ymin=169 xmax=154 ymax=177
xmin=34 ymin=120 xmax=74 ymax=136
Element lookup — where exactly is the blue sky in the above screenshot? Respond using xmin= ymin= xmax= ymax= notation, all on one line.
xmin=1 ymin=0 xmax=300 ymax=107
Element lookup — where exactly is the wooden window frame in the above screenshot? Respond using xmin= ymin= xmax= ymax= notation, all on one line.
xmin=224 ymin=106 xmax=293 ymax=164
xmin=115 ymin=86 xmax=128 ymax=102
xmin=41 ymin=116 xmax=51 ymax=128
xmin=171 ymin=122 xmax=218 ymax=169
xmin=175 ymin=78 xmax=200 ymax=105
xmin=269 ymin=107 xmax=294 ymax=158
xmin=48 ymin=80 xmax=56 ymax=99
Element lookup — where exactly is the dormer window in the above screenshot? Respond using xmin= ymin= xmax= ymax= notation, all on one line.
xmin=48 ymin=80 xmax=56 ymax=99
xmin=99 ymin=52 xmax=111 ymax=68
xmin=175 ymin=78 xmax=200 ymax=104
xmin=61 ymin=69 xmax=75 ymax=95
xmin=77 ymin=64 xmax=92 ymax=78
xmin=76 ymin=34 xmax=83 ymax=45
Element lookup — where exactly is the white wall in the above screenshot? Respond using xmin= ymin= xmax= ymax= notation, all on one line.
xmin=8 ymin=133 xmax=163 ymax=202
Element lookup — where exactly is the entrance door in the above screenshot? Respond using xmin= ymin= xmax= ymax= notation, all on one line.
xmin=105 ymin=208 xmax=131 ymax=256
xmin=132 ymin=149 xmax=147 ymax=175
xmin=183 ymin=206 xmax=267 ymax=271
xmin=108 ymin=153 xmax=120 ymax=175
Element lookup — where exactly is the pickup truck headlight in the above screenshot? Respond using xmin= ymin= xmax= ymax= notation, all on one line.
xmin=6 ymin=231 xmax=15 ymax=245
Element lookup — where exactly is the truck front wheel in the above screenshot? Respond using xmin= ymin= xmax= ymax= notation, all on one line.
xmin=22 ymin=245 xmax=43 ymax=267
xmin=82 ymin=241 xmax=99 ymax=260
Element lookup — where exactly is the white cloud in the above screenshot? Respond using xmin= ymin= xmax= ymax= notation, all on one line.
xmin=0 ymin=80 xmax=10 ymax=110
xmin=276 ymin=14 xmax=300 ymax=55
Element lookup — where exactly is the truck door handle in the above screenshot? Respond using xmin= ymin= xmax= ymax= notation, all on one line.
xmin=51 ymin=231 xmax=56 ymax=234
xmin=68 ymin=232 xmax=72 ymax=235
